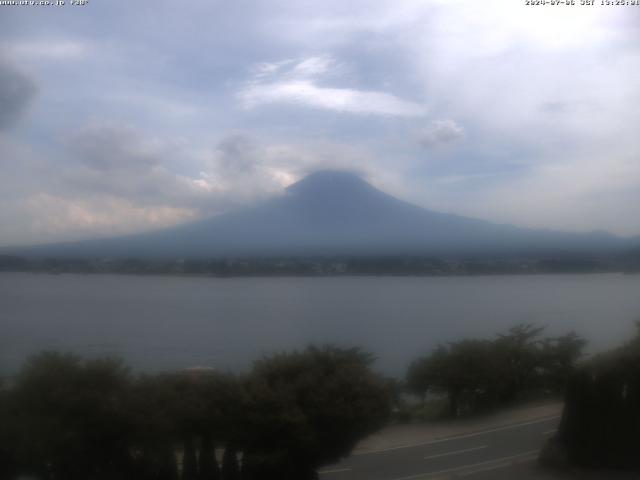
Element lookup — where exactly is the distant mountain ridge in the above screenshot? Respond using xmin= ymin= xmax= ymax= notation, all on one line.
xmin=6 ymin=170 xmax=638 ymax=258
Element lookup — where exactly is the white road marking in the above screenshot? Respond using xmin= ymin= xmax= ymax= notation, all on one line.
xmin=458 ymin=451 xmax=538 ymax=477
xmin=423 ymin=445 xmax=488 ymax=460
xmin=390 ymin=450 xmax=539 ymax=480
xmin=353 ymin=415 xmax=560 ymax=456
xmin=318 ymin=467 xmax=352 ymax=475
xmin=542 ymin=429 xmax=557 ymax=436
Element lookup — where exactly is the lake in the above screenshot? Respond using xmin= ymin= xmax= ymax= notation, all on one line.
xmin=1 ymin=272 xmax=640 ymax=377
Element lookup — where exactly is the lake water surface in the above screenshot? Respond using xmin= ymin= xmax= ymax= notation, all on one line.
xmin=2 ymin=272 xmax=640 ymax=377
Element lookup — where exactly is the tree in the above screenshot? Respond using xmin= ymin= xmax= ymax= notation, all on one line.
xmin=220 ymin=446 xmax=240 ymax=480
xmin=409 ymin=341 xmax=499 ymax=417
xmin=553 ymin=323 xmax=640 ymax=470
xmin=4 ymin=346 xmax=389 ymax=480
xmin=127 ymin=374 xmax=183 ymax=479
xmin=0 ymin=380 xmax=17 ymax=480
xmin=197 ymin=372 xmax=245 ymax=456
xmin=406 ymin=358 xmax=431 ymax=403
xmin=539 ymin=332 xmax=587 ymax=393
xmin=182 ymin=436 xmax=198 ymax=480
xmin=494 ymin=323 xmax=546 ymax=401
xmin=240 ymin=346 xmax=391 ymax=479
xmin=406 ymin=324 xmax=586 ymax=418
xmin=198 ymin=433 xmax=220 ymax=480
xmin=9 ymin=352 xmax=134 ymax=480
xmin=192 ymin=371 xmax=243 ymax=480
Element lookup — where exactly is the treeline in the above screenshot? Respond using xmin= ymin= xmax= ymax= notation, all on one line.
xmin=0 ymin=254 xmax=629 ymax=277
xmin=544 ymin=323 xmax=640 ymax=471
xmin=0 ymin=324 xmax=619 ymax=479
xmin=0 ymin=346 xmax=391 ymax=480
xmin=406 ymin=324 xmax=586 ymax=417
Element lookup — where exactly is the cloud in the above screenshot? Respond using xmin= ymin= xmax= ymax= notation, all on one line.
xmin=7 ymin=40 xmax=88 ymax=61
xmin=241 ymin=81 xmax=426 ymax=116
xmin=456 ymin=151 xmax=640 ymax=236
xmin=0 ymin=194 xmax=196 ymax=246
xmin=250 ymin=55 xmax=340 ymax=82
xmin=195 ymin=132 xmax=382 ymax=203
xmin=239 ymin=55 xmax=426 ymax=116
xmin=59 ymin=121 xmax=220 ymax=210
xmin=80 ymin=123 xmax=380 ymax=219
xmin=187 ymin=133 xmax=298 ymax=205
xmin=539 ymin=100 xmax=599 ymax=115
xmin=64 ymin=121 xmax=163 ymax=171
xmin=27 ymin=194 xmax=195 ymax=236
xmin=0 ymin=58 xmax=36 ymax=131
xmin=418 ymin=120 xmax=464 ymax=148
xmin=215 ymin=134 xmax=260 ymax=176
xmin=291 ymin=55 xmax=336 ymax=77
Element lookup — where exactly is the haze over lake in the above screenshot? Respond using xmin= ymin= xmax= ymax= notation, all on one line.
xmin=2 ymin=272 xmax=640 ymax=377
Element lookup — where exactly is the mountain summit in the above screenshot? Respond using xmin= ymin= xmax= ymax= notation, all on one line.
xmin=286 ymin=170 xmax=382 ymax=199
xmin=11 ymin=170 xmax=632 ymax=258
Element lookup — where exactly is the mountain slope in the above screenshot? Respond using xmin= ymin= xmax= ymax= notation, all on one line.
xmin=10 ymin=171 xmax=635 ymax=258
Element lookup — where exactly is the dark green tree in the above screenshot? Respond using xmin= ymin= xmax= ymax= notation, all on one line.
xmin=493 ymin=323 xmax=546 ymax=401
xmin=198 ymin=433 xmax=220 ymax=480
xmin=241 ymin=345 xmax=391 ymax=479
xmin=555 ymin=323 xmax=640 ymax=470
xmin=220 ymin=446 xmax=240 ymax=480
xmin=198 ymin=372 xmax=245 ymax=457
xmin=156 ymin=447 xmax=179 ymax=480
xmin=127 ymin=374 xmax=183 ymax=479
xmin=539 ymin=331 xmax=587 ymax=393
xmin=406 ymin=358 xmax=431 ymax=403
xmin=9 ymin=352 xmax=134 ymax=480
xmin=182 ymin=436 xmax=198 ymax=480
xmin=413 ymin=340 xmax=499 ymax=417
xmin=0 ymin=380 xmax=17 ymax=480
xmin=407 ymin=324 xmax=584 ymax=418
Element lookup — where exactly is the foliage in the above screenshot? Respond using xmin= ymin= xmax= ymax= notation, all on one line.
xmin=539 ymin=332 xmax=587 ymax=393
xmin=6 ymin=352 xmax=134 ymax=480
xmin=494 ymin=323 xmax=546 ymax=401
xmin=0 ymin=381 xmax=16 ymax=480
xmin=198 ymin=433 xmax=220 ymax=480
xmin=241 ymin=346 xmax=391 ymax=479
xmin=0 ymin=345 xmax=390 ymax=480
xmin=220 ymin=446 xmax=240 ymax=480
xmin=556 ymin=322 xmax=640 ymax=470
xmin=407 ymin=324 xmax=586 ymax=417
xmin=393 ymin=398 xmax=450 ymax=423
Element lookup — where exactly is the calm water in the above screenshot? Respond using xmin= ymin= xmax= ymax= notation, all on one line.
xmin=1 ymin=272 xmax=640 ymax=377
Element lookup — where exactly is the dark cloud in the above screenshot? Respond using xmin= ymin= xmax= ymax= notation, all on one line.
xmin=65 ymin=122 xmax=161 ymax=171
xmin=216 ymin=134 xmax=258 ymax=175
xmin=58 ymin=126 xmax=280 ymax=216
xmin=418 ymin=120 xmax=465 ymax=149
xmin=0 ymin=59 xmax=36 ymax=130
xmin=57 ymin=122 xmax=208 ymax=209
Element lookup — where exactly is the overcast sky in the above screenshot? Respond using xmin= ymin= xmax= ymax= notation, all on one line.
xmin=1 ymin=0 xmax=639 ymax=246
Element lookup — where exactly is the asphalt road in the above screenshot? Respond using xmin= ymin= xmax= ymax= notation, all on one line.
xmin=317 ymin=415 xmax=561 ymax=480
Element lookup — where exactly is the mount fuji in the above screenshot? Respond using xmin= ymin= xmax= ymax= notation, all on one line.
xmin=9 ymin=170 xmax=635 ymax=258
